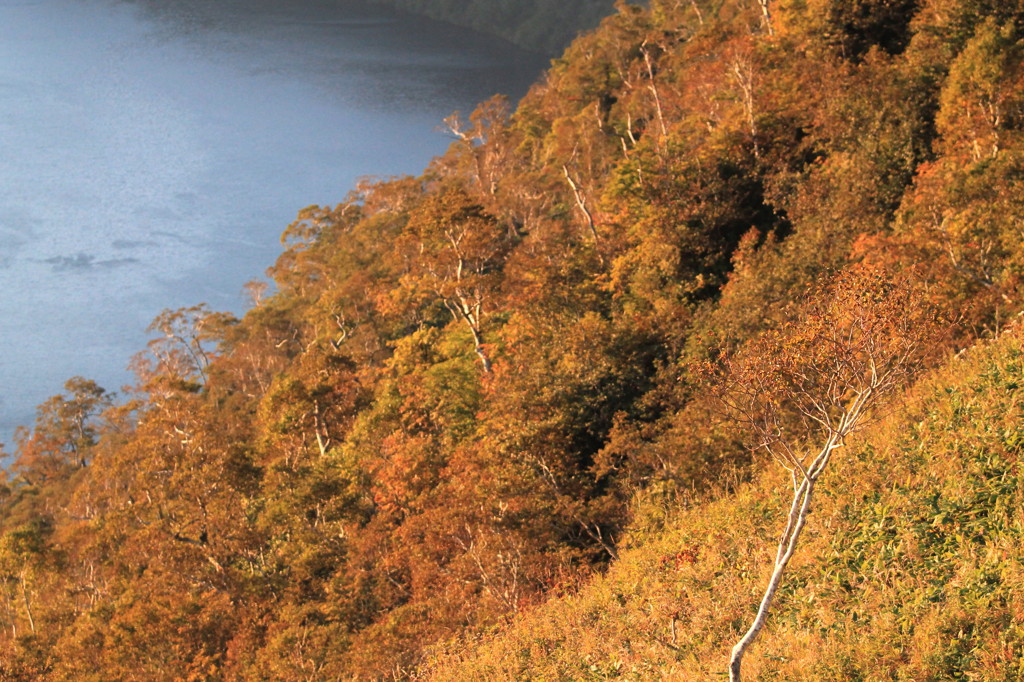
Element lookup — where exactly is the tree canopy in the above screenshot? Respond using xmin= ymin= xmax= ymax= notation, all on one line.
xmin=2 ymin=0 xmax=1024 ymax=678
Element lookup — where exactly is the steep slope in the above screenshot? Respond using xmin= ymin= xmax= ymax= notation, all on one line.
xmin=1 ymin=0 xmax=1024 ymax=678
xmin=426 ymin=324 xmax=1024 ymax=679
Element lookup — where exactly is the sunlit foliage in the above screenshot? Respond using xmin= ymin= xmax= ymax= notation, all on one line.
xmin=0 ymin=0 xmax=1021 ymax=678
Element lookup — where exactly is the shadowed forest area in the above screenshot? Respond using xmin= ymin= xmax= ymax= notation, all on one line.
xmin=2 ymin=0 xmax=1024 ymax=679
xmin=368 ymin=0 xmax=616 ymax=53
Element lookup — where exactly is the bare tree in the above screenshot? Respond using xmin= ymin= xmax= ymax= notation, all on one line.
xmin=704 ymin=265 xmax=946 ymax=681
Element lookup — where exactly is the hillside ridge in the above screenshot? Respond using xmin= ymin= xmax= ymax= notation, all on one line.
xmin=1 ymin=0 xmax=1023 ymax=678
xmin=366 ymin=0 xmax=617 ymax=53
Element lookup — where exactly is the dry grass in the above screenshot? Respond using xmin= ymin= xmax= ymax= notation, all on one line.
xmin=424 ymin=328 xmax=1024 ymax=680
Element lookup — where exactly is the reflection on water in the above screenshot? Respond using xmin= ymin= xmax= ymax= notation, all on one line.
xmin=0 ymin=0 xmax=546 ymax=445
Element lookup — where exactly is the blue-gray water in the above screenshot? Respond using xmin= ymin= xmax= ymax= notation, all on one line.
xmin=0 ymin=0 xmax=545 ymax=449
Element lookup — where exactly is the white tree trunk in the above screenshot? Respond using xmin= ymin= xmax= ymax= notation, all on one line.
xmin=729 ymin=476 xmax=814 ymax=681
xmin=20 ymin=570 xmax=35 ymax=635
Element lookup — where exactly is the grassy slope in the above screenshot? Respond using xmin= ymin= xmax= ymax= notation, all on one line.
xmin=425 ymin=324 xmax=1024 ymax=680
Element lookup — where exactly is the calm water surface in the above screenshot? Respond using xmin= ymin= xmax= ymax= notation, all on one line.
xmin=0 ymin=0 xmax=545 ymax=444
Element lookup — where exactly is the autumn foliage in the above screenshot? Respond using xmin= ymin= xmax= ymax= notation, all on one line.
xmin=2 ymin=0 xmax=1024 ymax=679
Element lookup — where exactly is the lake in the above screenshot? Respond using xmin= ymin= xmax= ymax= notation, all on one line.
xmin=0 ymin=0 xmax=546 ymax=447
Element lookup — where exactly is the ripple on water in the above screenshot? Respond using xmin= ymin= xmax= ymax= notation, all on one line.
xmin=0 ymin=0 xmax=546 ymax=445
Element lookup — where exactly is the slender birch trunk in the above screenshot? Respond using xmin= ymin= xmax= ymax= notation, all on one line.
xmin=757 ymin=0 xmax=774 ymax=36
xmin=20 ymin=569 xmax=35 ymax=635
xmin=469 ymin=324 xmax=492 ymax=374
xmin=562 ymin=165 xmax=599 ymax=245
xmin=728 ymin=416 xmax=855 ymax=679
xmin=709 ymin=265 xmax=940 ymax=680
xmin=729 ymin=477 xmax=814 ymax=681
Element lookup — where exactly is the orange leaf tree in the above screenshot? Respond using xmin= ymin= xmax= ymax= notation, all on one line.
xmin=388 ymin=185 xmax=513 ymax=372
xmin=705 ymin=264 xmax=947 ymax=681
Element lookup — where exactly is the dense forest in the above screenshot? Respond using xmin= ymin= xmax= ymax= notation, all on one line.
xmin=367 ymin=0 xmax=616 ymax=52
xmin=2 ymin=0 xmax=1024 ymax=679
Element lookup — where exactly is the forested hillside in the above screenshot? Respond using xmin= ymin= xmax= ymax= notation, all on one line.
xmin=367 ymin=0 xmax=615 ymax=52
xmin=2 ymin=0 xmax=1024 ymax=679
xmin=427 ymin=325 xmax=1024 ymax=679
